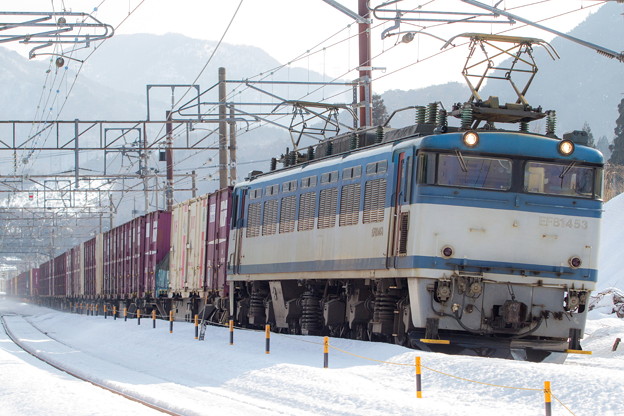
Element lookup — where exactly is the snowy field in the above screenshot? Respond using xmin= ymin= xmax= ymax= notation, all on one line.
xmin=2 ymin=194 xmax=624 ymax=416
xmin=0 ymin=299 xmax=623 ymax=416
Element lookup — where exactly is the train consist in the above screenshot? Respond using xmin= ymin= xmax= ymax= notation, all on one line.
xmin=6 ymin=100 xmax=603 ymax=362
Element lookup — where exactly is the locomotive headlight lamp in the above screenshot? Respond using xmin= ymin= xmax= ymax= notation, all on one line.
xmin=568 ymin=256 xmax=582 ymax=268
xmin=463 ymin=131 xmax=479 ymax=148
xmin=558 ymin=139 xmax=575 ymax=156
xmin=441 ymin=246 xmax=454 ymax=258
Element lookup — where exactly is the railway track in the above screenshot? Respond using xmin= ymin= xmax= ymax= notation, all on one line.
xmin=0 ymin=313 xmax=181 ymax=416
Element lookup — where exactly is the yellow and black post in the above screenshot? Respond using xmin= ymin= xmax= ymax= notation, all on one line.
xmin=104 ymin=304 xmax=108 ymax=319
xmin=416 ymin=357 xmax=423 ymax=398
xmin=124 ymin=307 xmax=128 ymax=322
xmin=152 ymin=309 xmax=156 ymax=328
xmin=113 ymin=305 xmax=117 ymax=320
xmin=544 ymin=381 xmax=552 ymax=416
xmin=323 ymin=336 xmax=329 ymax=368
xmin=194 ymin=314 xmax=199 ymax=340
xmin=169 ymin=310 xmax=174 ymax=333
xmin=265 ymin=324 xmax=271 ymax=354
xmin=229 ymin=319 xmax=234 ymax=345
xmin=137 ymin=309 xmax=141 ymax=325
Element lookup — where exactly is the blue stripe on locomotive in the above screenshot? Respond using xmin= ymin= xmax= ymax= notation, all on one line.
xmin=235 ymin=255 xmax=597 ymax=282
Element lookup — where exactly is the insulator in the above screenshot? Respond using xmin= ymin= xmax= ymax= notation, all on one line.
xmin=425 ymin=102 xmax=438 ymax=124
xmin=436 ymin=109 xmax=448 ymax=129
xmin=270 ymin=157 xmax=277 ymax=171
xmin=307 ymin=146 xmax=314 ymax=161
xmin=373 ymin=292 xmax=396 ymax=324
xmin=300 ymin=290 xmax=322 ymax=333
xmin=546 ymin=111 xmax=557 ymax=136
xmin=415 ymin=106 xmax=426 ymax=125
xmin=460 ymin=104 xmax=473 ymax=130
xmin=519 ymin=121 xmax=529 ymax=133
xmin=283 ymin=147 xmax=290 ymax=167
xmin=327 ymin=141 xmax=333 ymax=156
xmin=350 ymin=133 xmax=358 ymax=150
xmin=289 ymin=151 xmax=297 ymax=166
xmin=376 ymin=126 xmax=384 ymax=143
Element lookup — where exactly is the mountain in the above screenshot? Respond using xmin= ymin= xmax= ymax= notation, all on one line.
xmin=0 ymin=4 xmax=621 ymax=211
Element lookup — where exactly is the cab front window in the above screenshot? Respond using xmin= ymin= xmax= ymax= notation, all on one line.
xmin=436 ymin=153 xmax=512 ymax=190
xmin=524 ymin=161 xmax=600 ymax=199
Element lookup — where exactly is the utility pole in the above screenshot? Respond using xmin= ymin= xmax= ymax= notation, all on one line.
xmin=74 ymin=119 xmax=80 ymax=188
xmin=219 ymin=67 xmax=228 ymax=189
xmin=322 ymin=0 xmax=373 ymax=128
xmin=229 ymin=106 xmax=237 ymax=186
xmin=358 ymin=0 xmax=372 ymax=128
xmin=191 ymin=170 xmax=197 ymax=198
xmin=165 ymin=111 xmax=174 ymax=211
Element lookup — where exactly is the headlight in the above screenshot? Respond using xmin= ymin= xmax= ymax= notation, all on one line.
xmin=441 ymin=246 xmax=454 ymax=258
xmin=463 ymin=131 xmax=479 ymax=147
xmin=558 ymin=139 xmax=575 ymax=156
xmin=568 ymin=256 xmax=582 ymax=268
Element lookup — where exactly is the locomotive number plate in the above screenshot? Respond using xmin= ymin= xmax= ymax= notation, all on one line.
xmin=539 ymin=216 xmax=588 ymax=230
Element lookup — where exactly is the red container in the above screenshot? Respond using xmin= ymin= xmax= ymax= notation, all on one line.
xmin=206 ymin=188 xmax=232 ymax=295
xmin=104 ymin=212 xmax=171 ymax=299
xmin=143 ymin=211 xmax=171 ymax=298
xmin=103 ymin=230 xmax=112 ymax=296
xmin=66 ymin=246 xmax=82 ymax=297
xmin=9 ymin=276 xmax=16 ymax=296
xmin=39 ymin=260 xmax=52 ymax=297
xmin=30 ymin=268 xmax=39 ymax=297
xmin=130 ymin=216 xmax=146 ymax=297
xmin=104 ymin=224 xmax=125 ymax=297
xmin=84 ymin=235 xmax=103 ymax=298
xmin=53 ymin=253 xmax=67 ymax=297
xmin=16 ymin=271 xmax=29 ymax=297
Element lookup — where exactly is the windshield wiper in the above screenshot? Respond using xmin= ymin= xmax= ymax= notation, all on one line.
xmin=455 ymin=150 xmax=468 ymax=173
xmin=559 ymin=162 xmax=576 ymax=179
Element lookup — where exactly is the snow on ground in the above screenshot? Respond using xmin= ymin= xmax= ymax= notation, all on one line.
xmin=2 ymin=189 xmax=624 ymax=415
xmin=1 ymin=298 xmax=623 ymax=416
xmin=598 ymin=192 xmax=624 ymax=291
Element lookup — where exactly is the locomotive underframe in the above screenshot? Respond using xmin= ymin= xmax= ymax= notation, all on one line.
xmin=223 ymin=273 xmax=587 ymax=361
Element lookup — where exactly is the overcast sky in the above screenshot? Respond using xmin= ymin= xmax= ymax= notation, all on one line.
xmin=6 ymin=1 xmax=606 ymax=92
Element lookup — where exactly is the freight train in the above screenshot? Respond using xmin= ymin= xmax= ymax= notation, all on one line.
xmin=6 ymin=102 xmax=603 ymax=362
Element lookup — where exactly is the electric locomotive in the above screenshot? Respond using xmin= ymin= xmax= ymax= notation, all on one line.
xmin=227 ymin=109 xmax=603 ymax=362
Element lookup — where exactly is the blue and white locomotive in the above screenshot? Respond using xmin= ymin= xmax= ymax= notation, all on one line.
xmin=227 ymin=110 xmax=603 ymax=361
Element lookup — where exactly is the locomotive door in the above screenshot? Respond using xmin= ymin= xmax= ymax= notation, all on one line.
xmin=387 ymin=150 xmax=414 ymax=269
xmin=229 ymin=187 xmax=247 ymax=275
